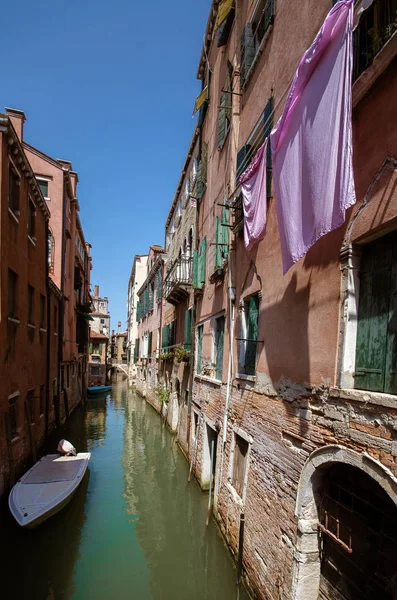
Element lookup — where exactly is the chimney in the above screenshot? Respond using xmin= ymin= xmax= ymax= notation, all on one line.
xmin=5 ymin=108 xmax=26 ymax=141
xmin=94 ymin=285 xmax=99 ymax=297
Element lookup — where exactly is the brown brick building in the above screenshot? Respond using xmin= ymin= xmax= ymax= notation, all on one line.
xmin=0 ymin=108 xmax=92 ymax=497
xmin=130 ymin=0 xmax=397 ymax=598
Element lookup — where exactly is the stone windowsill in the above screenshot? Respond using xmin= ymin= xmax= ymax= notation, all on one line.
xmin=40 ymin=328 xmax=47 ymax=333
xmin=235 ymin=373 xmax=256 ymax=383
xmin=226 ymin=481 xmax=243 ymax=507
xmin=330 ymin=387 xmax=397 ymax=410
xmin=28 ymin=323 xmax=36 ymax=329
xmin=195 ymin=374 xmax=222 ymax=387
xmin=28 ymin=235 xmax=36 ymax=247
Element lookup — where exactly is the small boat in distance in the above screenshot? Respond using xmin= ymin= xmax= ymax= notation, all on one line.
xmin=87 ymin=385 xmax=112 ymax=395
xmin=9 ymin=452 xmax=90 ymax=528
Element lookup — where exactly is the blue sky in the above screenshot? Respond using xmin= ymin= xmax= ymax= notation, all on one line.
xmin=1 ymin=0 xmax=210 ymax=329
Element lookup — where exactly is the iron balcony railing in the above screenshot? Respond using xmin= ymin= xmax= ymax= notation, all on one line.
xmin=353 ymin=0 xmax=397 ymax=81
xmin=164 ymin=257 xmax=193 ymax=298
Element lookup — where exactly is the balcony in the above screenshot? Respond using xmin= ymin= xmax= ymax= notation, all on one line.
xmin=164 ymin=257 xmax=192 ymax=305
xmin=353 ymin=0 xmax=397 ymax=81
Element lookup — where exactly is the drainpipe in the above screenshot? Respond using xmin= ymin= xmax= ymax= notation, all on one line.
xmin=223 ymin=250 xmax=235 ymax=445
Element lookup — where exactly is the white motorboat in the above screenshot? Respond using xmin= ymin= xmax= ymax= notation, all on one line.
xmin=9 ymin=452 xmax=90 ymax=528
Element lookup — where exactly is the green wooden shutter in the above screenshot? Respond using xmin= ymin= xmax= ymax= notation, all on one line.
xmin=197 ymin=325 xmax=204 ymax=374
xmin=222 ymin=207 xmax=229 ymax=261
xmin=193 ymin=250 xmax=199 ymax=288
xmin=355 ymin=233 xmax=396 ymax=393
xmin=202 ymin=141 xmax=208 ymax=185
xmin=215 ymin=216 xmax=222 ymax=269
xmin=240 ymin=24 xmax=255 ymax=87
xmin=157 ymin=269 xmax=162 ymax=300
xmin=218 ymin=93 xmax=227 ymax=149
xmin=185 ymin=308 xmax=192 ymax=349
xmin=215 ymin=316 xmax=225 ymax=380
xmin=162 ymin=324 xmax=170 ymax=350
xmin=245 ymin=295 xmax=259 ymax=375
xmin=236 ymin=144 xmax=252 ymax=184
xmin=196 ymin=159 xmax=204 ymax=201
xmin=263 ymin=96 xmax=274 ymax=197
xmin=89 ymin=343 xmax=93 ymax=354
xmin=264 ymin=0 xmax=275 ymax=32
xmin=199 ymin=237 xmax=207 ymax=286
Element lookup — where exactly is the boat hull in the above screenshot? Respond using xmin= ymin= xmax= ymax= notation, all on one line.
xmin=9 ymin=453 xmax=90 ymax=528
xmin=88 ymin=386 xmax=111 ymax=395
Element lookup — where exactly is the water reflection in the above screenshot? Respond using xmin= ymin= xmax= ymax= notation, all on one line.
xmin=121 ymin=387 xmax=249 ymax=600
xmin=1 ymin=384 xmax=248 ymax=600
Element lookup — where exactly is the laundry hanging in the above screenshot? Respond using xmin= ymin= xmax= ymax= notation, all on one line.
xmin=270 ymin=0 xmax=356 ymax=274
xmin=240 ymin=139 xmax=268 ymax=251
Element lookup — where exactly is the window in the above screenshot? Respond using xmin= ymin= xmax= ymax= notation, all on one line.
xmin=157 ymin=268 xmax=163 ymax=301
xmin=215 ymin=208 xmax=229 ymax=270
xmin=215 ymin=315 xmax=225 ymax=380
xmin=27 ymin=389 xmax=35 ymax=424
xmin=8 ymin=270 xmax=18 ymax=318
xmin=40 ymin=384 xmax=45 ymax=416
xmin=353 ymin=0 xmax=397 ymax=81
xmin=196 ymin=141 xmax=208 ymax=201
xmin=239 ymin=295 xmax=260 ymax=376
xmin=54 ymin=304 xmax=58 ymax=333
xmin=9 ymin=395 xmax=18 ymax=439
xmin=48 ymin=231 xmax=55 ymax=273
xmin=40 ymin=295 xmax=45 ymax=329
xmin=232 ymin=433 xmax=249 ymax=497
xmin=240 ymin=0 xmax=275 ymax=87
xmin=185 ymin=177 xmax=190 ymax=205
xmin=66 ymin=364 xmax=70 ymax=388
xmin=9 ymin=163 xmax=20 ymax=214
xmin=193 ymin=237 xmax=207 ymax=289
xmin=91 ymin=366 xmax=100 ymax=376
xmin=100 ymin=318 xmax=105 ymax=324
xmin=148 ymin=331 xmax=153 ymax=356
xmin=184 ymin=308 xmax=192 ymax=349
xmin=28 ymin=199 xmax=36 ymax=239
xmin=28 ymin=285 xmax=35 ymax=325
xmin=37 ymin=178 xmax=49 ymax=199
xmin=217 ymin=0 xmax=235 ymax=47
xmin=197 ymin=324 xmax=204 ymax=374
xmin=355 ymin=231 xmax=397 ymax=394
xmin=236 ymin=96 xmax=273 ymax=191
xmin=218 ymin=63 xmax=233 ymax=150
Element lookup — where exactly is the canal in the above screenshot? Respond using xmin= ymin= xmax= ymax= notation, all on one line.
xmin=1 ymin=383 xmax=250 ymax=600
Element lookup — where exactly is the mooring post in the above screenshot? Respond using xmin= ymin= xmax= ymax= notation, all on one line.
xmin=206 ymin=438 xmax=215 ymax=527
xmin=236 ymin=513 xmax=245 ymax=586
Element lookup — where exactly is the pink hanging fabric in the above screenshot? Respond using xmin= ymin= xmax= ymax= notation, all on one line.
xmin=270 ymin=0 xmax=356 ymax=274
xmin=240 ymin=139 xmax=268 ymax=250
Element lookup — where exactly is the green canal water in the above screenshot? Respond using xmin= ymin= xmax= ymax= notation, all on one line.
xmin=1 ymin=383 xmax=249 ymax=600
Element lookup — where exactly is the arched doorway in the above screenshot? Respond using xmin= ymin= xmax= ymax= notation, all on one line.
xmin=293 ymin=446 xmax=397 ymax=600
xmin=319 ymin=463 xmax=397 ymax=599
